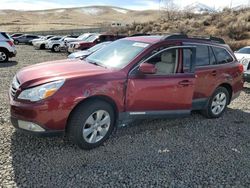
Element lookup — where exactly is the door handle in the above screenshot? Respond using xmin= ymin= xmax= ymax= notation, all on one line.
xmin=211 ymin=70 xmax=217 ymax=76
xmin=178 ymin=80 xmax=193 ymax=86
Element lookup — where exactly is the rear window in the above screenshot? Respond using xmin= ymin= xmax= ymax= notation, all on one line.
xmin=1 ymin=32 xmax=10 ymax=39
xmin=212 ymin=47 xmax=233 ymax=64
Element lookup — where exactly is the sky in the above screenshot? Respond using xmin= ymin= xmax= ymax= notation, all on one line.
xmin=0 ymin=0 xmax=249 ymax=10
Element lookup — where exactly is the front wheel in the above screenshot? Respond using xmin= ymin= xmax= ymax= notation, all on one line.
xmin=68 ymin=100 xmax=115 ymax=150
xmin=202 ymin=87 xmax=229 ymax=118
xmin=52 ymin=45 xmax=60 ymax=52
xmin=14 ymin=40 xmax=19 ymax=45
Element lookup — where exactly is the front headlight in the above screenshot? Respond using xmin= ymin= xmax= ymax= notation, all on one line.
xmin=240 ymin=58 xmax=249 ymax=66
xmin=18 ymin=79 xmax=65 ymax=102
xmin=75 ymin=44 xmax=80 ymax=48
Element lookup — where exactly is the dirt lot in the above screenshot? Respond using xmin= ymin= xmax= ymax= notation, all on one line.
xmin=0 ymin=45 xmax=250 ymax=187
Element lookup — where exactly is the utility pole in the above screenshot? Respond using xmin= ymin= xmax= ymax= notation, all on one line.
xmin=230 ymin=0 xmax=233 ymax=9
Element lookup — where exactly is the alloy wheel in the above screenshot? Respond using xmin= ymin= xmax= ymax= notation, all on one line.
xmin=82 ymin=110 xmax=111 ymax=144
xmin=211 ymin=92 xmax=227 ymax=115
xmin=0 ymin=52 xmax=7 ymax=62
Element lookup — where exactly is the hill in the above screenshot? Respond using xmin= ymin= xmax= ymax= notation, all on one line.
xmin=0 ymin=6 xmax=159 ymax=32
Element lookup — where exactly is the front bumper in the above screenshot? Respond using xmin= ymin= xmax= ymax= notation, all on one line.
xmin=11 ymin=117 xmax=64 ymax=137
xmin=67 ymin=47 xmax=80 ymax=53
xmin=9 ymin=50 xmax=17 ymax=58
xmin=9 ymin=89 xmax=70 ymax=136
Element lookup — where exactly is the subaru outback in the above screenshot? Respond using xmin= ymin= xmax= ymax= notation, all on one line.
xmin=9 ymin=34 xmax=244 ymax=149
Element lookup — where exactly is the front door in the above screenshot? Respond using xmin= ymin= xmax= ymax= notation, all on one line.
xmin=126 ymin=46 xmax=196 ymax=117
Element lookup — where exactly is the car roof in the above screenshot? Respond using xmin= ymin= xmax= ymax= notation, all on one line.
xmin=125 ymin=36 xmax=163 ymax=44
xmin=124 ymin=35 xmax=227 ymax=47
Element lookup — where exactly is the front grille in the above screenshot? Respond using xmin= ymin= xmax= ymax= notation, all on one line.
xmin=11 ymin=76 xmax=20 ymax=98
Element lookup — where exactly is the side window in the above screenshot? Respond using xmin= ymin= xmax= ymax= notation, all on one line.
xmin=183 ymin=49 xmax=192 ymax=72
xmin=196 ymin=45 xmax=209 ymax=66
xmin=209 ymin=47 xmax=216 ymax=65
xmin=212 ymin=47 xmax=234 ymax=64
xmin=146 ymin=49 xmax=178 ymax=75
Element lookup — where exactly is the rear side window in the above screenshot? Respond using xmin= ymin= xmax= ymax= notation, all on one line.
xmin=212 ymin=47 xmax=233 ymax=64
xmin=196 ymin=45 xmax=209 ymax=66
xmin=183 ymin=44 xmax=209 ymax=67
xmin=209 ymin=47 xmax=216 ymax=65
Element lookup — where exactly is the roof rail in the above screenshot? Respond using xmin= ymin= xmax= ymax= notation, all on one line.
xmin=163 ymin=34 xmax=225 ymax=44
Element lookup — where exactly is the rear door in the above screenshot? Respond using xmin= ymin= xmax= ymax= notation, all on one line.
xmin=125 ymin=46 xmax=196 ymax=117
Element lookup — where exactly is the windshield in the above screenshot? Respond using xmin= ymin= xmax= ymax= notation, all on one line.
xmin=85 ymin=35 xmax=99 ymax=42
xmin=86 ymin=40 xmax=149 ymax=69
xmin=78 ymin=34 xmax=90 ymax=40
xmin=237 ymin=48 xmax=250 ymax=54
xmin=88 ymin=42 xmax=110 ymax=52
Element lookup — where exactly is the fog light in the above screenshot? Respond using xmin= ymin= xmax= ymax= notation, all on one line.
xmin=18 ymin=120 xmax=45 ymax=132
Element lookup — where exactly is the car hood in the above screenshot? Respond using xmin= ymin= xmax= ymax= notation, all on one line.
xmin=16 ymin=59 xmax=112 ymax=88
xmin=235 ymin=53 xmax=250 ymax=60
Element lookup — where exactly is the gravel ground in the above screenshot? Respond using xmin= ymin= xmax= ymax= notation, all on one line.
xmin=0 ymin=45 xmax=250 ymax=187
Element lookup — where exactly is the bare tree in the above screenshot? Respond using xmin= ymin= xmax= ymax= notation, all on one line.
xmin=160 ymin=0 xmax=178 ymax=20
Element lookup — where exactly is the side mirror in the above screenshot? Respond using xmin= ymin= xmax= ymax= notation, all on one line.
xmin=139 ymin=63 xmax=157 ymax=74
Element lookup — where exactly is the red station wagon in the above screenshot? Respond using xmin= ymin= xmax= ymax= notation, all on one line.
xmin=9 ymin=34 xmax=244 ymax=149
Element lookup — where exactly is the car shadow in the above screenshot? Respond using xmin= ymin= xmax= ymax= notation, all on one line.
xmin=0 ymin=61 xmax=18 ymax=68
xmin=10 ymin=108 xmax=250 ymax=186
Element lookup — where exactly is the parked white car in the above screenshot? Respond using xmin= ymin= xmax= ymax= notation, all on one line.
xmin=33 ymin=36 xmax=62 ymax=49
xmin=31 ymin=35 xmax=54 ymax=46
xmin=235 ymin=46 xmax=250 ymax=71
xmin=0 ymin=32 xmax=17 ymax=62
xmin=46 ymin=36 xmax=71 ymax=52
xmin=239 ymin=58 xmax=250 ymax=72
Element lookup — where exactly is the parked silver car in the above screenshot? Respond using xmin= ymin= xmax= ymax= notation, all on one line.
xmin=12 ymin=34 xmax=40 ymax=45
xmin=0 ymin=32 xmax=17 ymax=62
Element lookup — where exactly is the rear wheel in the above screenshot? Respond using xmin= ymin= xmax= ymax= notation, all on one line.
xmin=0 ymin=50 xmax=9 ymax=62
xmin=14 ymin=40 xmax=19 ymax=45
xmin=68 ymin=100 xmax=115 ymax=150
xmin=202 ymin=87 xmax=229 ymax=118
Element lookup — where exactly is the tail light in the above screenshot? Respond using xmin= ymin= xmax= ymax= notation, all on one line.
xmin=238 ymin=63 xmax=244 ymax=73
xmin=7 ymin=40 xmax=14 ymax=47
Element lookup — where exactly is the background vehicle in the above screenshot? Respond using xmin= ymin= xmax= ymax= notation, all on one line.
xmin=239 ymin=58 xmax=250 ymax=72
xmin=62 ymin=33 xmax=96 ymax=51
xmin=33 ymin=36 xmax=62 ymax=49
xmin=68 ymin=41 xmax=111 ymax=59
xmin=9 ymin=34 xmax=243 ymax=149
xmin=13 ymin=34 xmax=40 ymax=45
xmin=30 ymin=35 xmax=54 ymax=45
xmin=67 ymin=34 xmax=126 ymax=53
xmin=46 ymin=35 xmax=77 ymax=52
xmin=0 ymin=32 xmax=16 ymax=62
xmin=235 ymin=46 xmax=250 ymax=71
xmin=10 ymin=33 xmax=23 ymax=38
xmin=243 ymin=69 xmax=250 ymax=82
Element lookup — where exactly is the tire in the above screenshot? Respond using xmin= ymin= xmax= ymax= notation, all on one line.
xmin=0 ymin=49 xmax=9 ymax=62
xmin=201 ymin=87 xmax=229 ymax=118
xmin=40 ymin=44 xmax=45 ymax=49
xmin=68 ymin=100 xmax=115 ymax=150
xmin=52 ymin=45 xmax=60 ymax=52
xmin=14 ymin=40 xmax=19 ymax=45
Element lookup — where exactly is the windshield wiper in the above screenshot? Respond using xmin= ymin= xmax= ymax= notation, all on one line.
xmin=86 ymin=59 xmax=107 ymax=68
